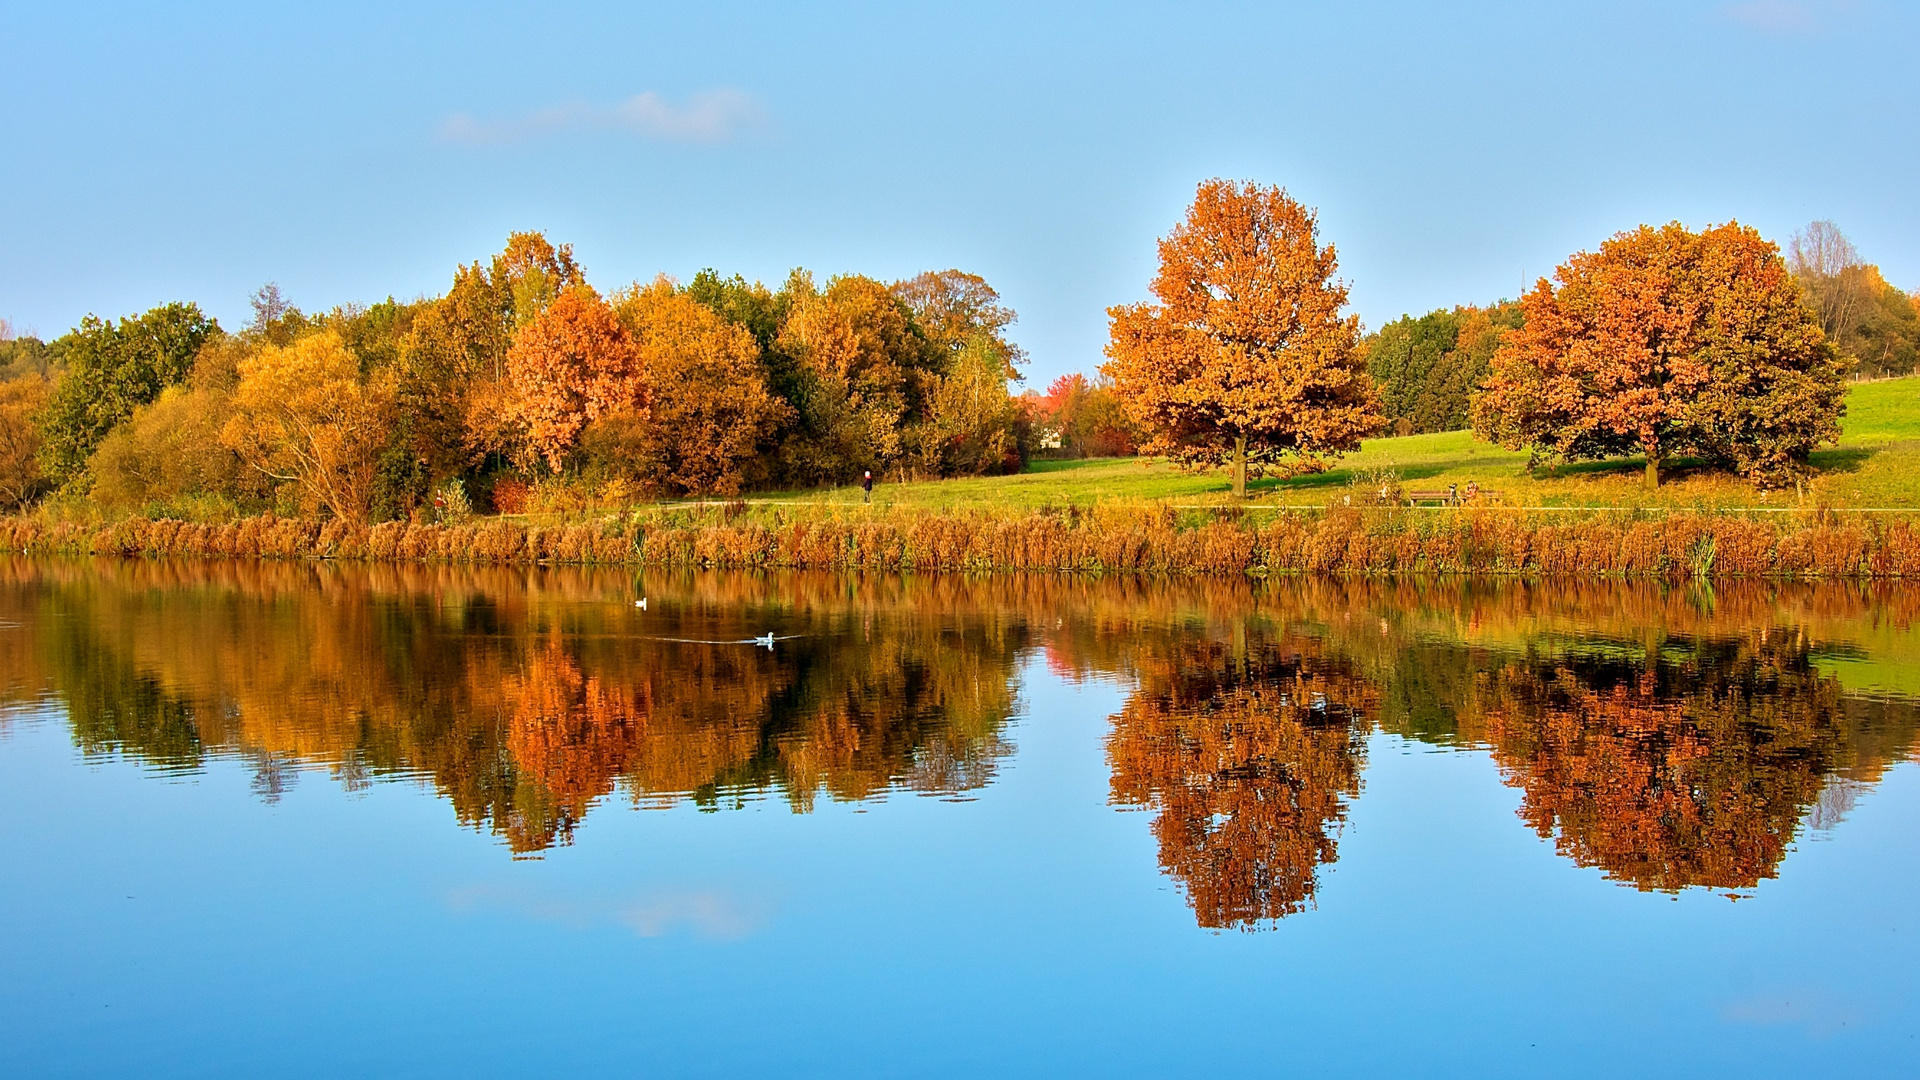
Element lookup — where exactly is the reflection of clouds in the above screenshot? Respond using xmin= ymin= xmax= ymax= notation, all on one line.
xmin=1721 ymin=988 xmax=1861 ymax=1036
xmin=448 ymin=883 xmax=770 ymax=940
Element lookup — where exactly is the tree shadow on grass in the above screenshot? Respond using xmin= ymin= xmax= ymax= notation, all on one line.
xmin=1808 ymin=447 xmax=1874 ymax=475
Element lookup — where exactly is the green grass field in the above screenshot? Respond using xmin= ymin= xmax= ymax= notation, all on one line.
xmin=757 ymin=376 xmax=1920 ymax=511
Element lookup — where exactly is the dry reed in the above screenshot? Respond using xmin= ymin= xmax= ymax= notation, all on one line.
xmin=4 ymin=506 xmax=1920 ymax=578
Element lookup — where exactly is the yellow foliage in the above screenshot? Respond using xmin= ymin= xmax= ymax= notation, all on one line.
xmin=88 ymin=385 xmax=261 ymax=508
xmin=0 ymin=374 xmax=48 ymax=508
xmin=220 ymin=331 xmax=397 ymax=524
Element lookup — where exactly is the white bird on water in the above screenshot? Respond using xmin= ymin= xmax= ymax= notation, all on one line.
xmin=756 ymin=632 xmax=776 ymax=649
xmin=634 ymin=598 xmax=648 ymax=610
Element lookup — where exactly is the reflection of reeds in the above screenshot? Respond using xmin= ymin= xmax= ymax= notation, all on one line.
xmin=7 ymin=506 xmax=1920 ymax=577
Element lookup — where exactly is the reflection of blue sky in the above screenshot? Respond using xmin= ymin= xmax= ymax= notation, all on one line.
xmin=2 ymin=655 xmax=1918 ymax=1076
xmin=3 ymin=2 xmax=1916 ymax=384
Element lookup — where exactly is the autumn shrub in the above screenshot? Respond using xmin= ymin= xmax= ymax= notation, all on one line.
xmin=433 ymin=479 xmax=473 ymax=525
xmin=488 ymin=478 xmax=530 ymax=515
xmin=0 ymin=374 xmax=50 ymax=509
xmin=88 ymin=385 xmax=263 ymax=510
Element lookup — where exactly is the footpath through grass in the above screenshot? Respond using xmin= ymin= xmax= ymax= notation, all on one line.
xmin=751 ymin=376 xmax=1920 ymax=512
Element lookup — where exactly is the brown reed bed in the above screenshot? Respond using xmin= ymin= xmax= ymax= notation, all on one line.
xmin=3 ymin=504 xmax=1920 ymax=578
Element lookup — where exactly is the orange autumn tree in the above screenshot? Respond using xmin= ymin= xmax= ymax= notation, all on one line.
xmin=1473 ymin=221 xmax=1848 ymax=489
xmin=504 ymin=285 xmax=645 ymax=470
xmin=1103 ymin=179 xmax=1379 ymax=497
xmin=600 ymin=279 xmax=793 ymax=496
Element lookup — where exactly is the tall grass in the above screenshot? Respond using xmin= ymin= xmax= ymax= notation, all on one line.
xmin=5 ymin=504 xmax=1920 ymax=578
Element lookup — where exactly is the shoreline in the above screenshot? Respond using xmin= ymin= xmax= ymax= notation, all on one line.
xmin=7 ymin=504 xmax=1920 ymax=579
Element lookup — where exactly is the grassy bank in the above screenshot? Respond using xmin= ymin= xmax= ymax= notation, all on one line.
xmin=6 ymin=379 xmax=1916 ymax=578
xmin=8 ymin=502 xmax=1920 ymax=579
xmin=760 ymin=376 xmax=1920 ymax=511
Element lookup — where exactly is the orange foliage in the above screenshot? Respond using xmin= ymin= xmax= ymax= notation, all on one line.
xmin=503 ymin=639 xmax=650 ymax=849
xmin=1474 ymin=221 xmax=1847 ymax=488
xmin=505 ymin=285 xmax=645 ymax=470
xmin=1104 ymin=179 xmax=1379 ymax=495
xmin=1108 ymin=635 xmax=1373 ymax=927
xmin=607 ymin=279 xmax=793 ymax=496
xmin=1463 ymin=633 xmax=1848 ymax=890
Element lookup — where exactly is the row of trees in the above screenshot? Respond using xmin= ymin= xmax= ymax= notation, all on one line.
xmin=4 ymin=189 xmax=1903 ymax=513
xmin=1788 ymin=221 xmax=1920 ymax=379
xmin=0 ymin=237 xmax=1083 ymax=518
xmin=1102 ymin=180 xmax=1884 ymax=491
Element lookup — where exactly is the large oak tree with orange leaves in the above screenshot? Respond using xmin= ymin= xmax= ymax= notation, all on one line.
xmin=1103 ymin=179 xmax=1380 ymax=497
xmin=1473 ymin=221 xmax=1847 ymax=489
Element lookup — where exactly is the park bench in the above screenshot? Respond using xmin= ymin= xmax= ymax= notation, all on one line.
xmin=1406 ymin=488 xmax=1500 ymax=507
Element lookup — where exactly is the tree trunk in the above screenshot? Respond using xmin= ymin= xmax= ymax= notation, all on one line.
xmin=1644 ymin=449 xmax=1661 ymax=490
xmin=1232 ymin=436 xmax=1248 ymax=498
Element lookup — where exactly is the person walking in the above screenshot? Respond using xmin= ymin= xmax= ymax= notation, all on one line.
xmin=861 ymin=470 xmax=874 ymax=504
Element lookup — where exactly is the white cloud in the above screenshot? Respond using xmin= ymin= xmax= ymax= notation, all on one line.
xmin=440 ymin=89 xmax=768 ymax=146
xmin=1720 ymin=1 xmax=1855 ymax=34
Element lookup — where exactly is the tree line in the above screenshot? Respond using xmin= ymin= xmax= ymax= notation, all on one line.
xmin=0 ymin=236 xmax=1139 ymax=519
xmin=1101 ymin=181 xmax=1911 ymax=492
xmin=4 ymin=192 xmax=1910 ymax=516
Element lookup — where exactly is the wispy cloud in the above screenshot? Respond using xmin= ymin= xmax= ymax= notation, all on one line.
xmin=440 ymin=89 xmax=768 ymax=147
xmin=1719 ymin=1 xmax=1855 ymax=34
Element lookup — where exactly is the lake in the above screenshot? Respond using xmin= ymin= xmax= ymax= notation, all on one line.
xmin=2 ymin=558 xmax=1916 ymax=1077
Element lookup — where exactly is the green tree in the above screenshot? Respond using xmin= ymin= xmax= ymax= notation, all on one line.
xmin=775 ymin=274 xmax=932 ymax=484
xmin=37 ymin=302 xmax=219 ymax=485
xmin=1366 ymin=302 xmax=1522 ymax=434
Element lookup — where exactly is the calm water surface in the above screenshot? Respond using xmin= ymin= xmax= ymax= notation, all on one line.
xmin=2 ymin=559 xmax=1917 ymax=1077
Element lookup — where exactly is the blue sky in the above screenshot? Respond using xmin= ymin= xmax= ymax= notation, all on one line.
xmin=1 ymin=1 xmax=1914 ymax=383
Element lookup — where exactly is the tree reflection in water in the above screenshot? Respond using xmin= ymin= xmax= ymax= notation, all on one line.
xmin=1 ymin=560 xmax=1916 ymax=911
xmin=1463 ymin=632 xmax=1851 ymax=892
xmin=0 ymin=560 xmax=1026 ymax=853
xmin=1106 ymin=634 xmax=1373 ymax=928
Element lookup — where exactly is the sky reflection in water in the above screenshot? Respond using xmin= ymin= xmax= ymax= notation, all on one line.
xmin=0 ymin=559 xmax=1916 ymax=1077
